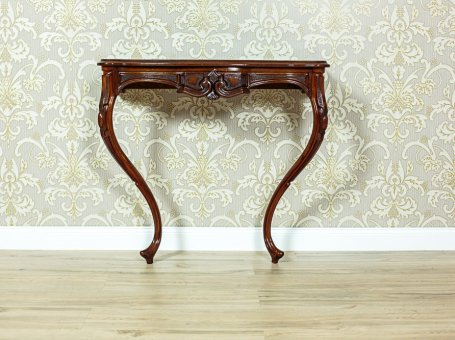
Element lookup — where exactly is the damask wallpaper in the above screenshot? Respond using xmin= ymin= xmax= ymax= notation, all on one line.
xmin=0 ymin=0 xmax=453 ymax=228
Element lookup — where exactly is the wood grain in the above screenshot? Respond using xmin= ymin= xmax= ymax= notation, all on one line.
xmin=0 ymin=251 xmax=454 ymax=339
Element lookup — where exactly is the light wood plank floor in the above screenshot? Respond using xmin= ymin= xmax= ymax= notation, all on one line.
xmin=0 ymin=251 xmax=454 ymax=339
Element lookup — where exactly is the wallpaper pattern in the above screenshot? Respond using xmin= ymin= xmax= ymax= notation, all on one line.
xmin=0 ymin=0 xmax=454 ymax=227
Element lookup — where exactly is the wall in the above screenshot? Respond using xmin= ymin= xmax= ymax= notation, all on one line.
xmin=1 ymin=0 xmax=454 ymax=228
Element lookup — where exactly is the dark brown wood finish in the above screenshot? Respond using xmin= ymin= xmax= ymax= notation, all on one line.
xmin=98 ymin=59 xmax=329 ymax=264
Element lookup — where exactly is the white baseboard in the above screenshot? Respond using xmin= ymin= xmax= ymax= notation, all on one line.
xmin=1 ymin=227 xmax=455 ymax=251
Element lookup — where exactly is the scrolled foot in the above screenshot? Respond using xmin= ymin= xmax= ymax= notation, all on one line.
xmin=271 ymin=249 xmax=284 ymax=264
xmin=140 ymin=250 xmax=155 ymax=264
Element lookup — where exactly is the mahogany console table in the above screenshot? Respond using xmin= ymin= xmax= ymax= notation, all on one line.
xmin=98 ymin=59 xmax=329 ymax=264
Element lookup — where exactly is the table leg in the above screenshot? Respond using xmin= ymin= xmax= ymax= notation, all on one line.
xmin=98 ymin=78 xmax=162 ymax=264
xmin=263 ymin=73 xmax=328 ymax=263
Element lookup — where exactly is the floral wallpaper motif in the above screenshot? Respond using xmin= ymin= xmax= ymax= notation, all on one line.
xmin=0 ymin=0 xmax=453 ymax=227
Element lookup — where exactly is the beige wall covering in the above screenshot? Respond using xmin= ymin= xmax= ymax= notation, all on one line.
xmin=0 ymin=0 xmax=454 ymax=227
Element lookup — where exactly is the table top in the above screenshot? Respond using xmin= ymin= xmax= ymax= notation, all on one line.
xmin=98 ymin=59 xmax=330 ymax=69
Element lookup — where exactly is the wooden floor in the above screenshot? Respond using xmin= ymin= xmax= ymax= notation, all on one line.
xmin=0 ymin=251 xmax=454 ymax=339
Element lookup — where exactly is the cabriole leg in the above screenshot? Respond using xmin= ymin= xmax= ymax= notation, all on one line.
xmin=98 ymin=72 xmax=163 ymax=264
xmin=263 ymin=73 xmax=328 ymax=263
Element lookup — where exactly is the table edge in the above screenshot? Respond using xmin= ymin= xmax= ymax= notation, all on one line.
xmin=98 ymin=59 xmax=330 ymax=69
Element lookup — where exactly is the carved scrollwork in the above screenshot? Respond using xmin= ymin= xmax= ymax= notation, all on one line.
xmin=98 ymin=71 xmax=113 ymax=132
xmin=207 ymin=70 xmax=225 ymax=100
xmin=315 ymin=73 xmax=329 ymax=132
xmin=178 ymin=70 xmax=249 ymax=99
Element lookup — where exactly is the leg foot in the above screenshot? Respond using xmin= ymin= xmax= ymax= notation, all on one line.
xmin=264 ymin=234 xmax=285 ymax=263
xmin=140 ymin=250 xmax=155 ymax=264
xmin=271 ymin=249 xmax=284 ymax=264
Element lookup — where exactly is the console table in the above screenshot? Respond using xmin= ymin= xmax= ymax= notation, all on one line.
xmin=98 ymin=59 xmax=329 ymax=264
